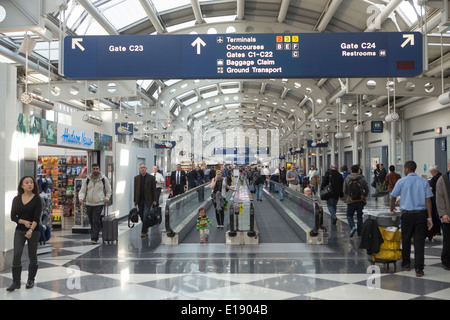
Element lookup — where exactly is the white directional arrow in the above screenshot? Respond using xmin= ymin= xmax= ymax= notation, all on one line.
xmin=72 ymin=38 xmax=85 ymax=51
xmin=191 ymin=37 xmax=206 ymax=55
xmin=401 ymin=34 xmax=414 ymax=48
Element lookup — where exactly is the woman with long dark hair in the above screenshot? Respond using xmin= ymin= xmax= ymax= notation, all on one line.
xmin=7 ymin=176 xmax=41 ymax=291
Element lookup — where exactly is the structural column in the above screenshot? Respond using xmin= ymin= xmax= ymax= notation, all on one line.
xmin=0 ymin=64 xmax=21 ymax=271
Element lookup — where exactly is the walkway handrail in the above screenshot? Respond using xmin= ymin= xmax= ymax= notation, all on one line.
xmin=262 ymin=180 xmax=326 ymax=237
xmin=227 ymin=178 xmax=256 ymax=236
xmin=164 ymin=182 xmax=210 ymax=238
xmin=247 ymin=201 xmax=256 ymax=237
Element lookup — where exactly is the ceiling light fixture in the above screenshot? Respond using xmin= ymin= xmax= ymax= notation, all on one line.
xmin=82 ymin=114 xmax=103 ymax=125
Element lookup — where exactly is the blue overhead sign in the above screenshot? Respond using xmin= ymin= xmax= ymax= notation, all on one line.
xmin=64 ymin=32 xmax=422 ymax=80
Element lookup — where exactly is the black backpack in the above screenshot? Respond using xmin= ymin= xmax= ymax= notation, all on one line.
xmin=348 ymin=178 xmax=364 ymax=202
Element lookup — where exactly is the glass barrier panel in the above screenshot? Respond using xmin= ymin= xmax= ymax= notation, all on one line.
xmin=265 ymin=181 xmax=315 ymax=221
xmin=165 ymin=183 xmax=212 ymax=232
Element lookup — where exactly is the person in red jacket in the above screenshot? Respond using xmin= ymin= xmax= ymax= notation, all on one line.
xmin=385 ymin=165 xmax=401 ymax=193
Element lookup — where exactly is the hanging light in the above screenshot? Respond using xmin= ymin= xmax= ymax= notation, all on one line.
xmin=82 ymin=114 xmax=103 ymax=125
xmin=385 ymin=78 xmax=399 ymax=122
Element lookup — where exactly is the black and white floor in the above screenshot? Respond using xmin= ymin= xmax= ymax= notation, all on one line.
xmin=1 ymin=194 xmax=449 ymax=300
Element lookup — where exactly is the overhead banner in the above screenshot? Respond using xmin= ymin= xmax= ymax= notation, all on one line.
xmin=64 ymin=32 xmax=422 ymax=80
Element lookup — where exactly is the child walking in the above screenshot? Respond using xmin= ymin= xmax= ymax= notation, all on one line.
xmin=197 ymin=207 xmax=213 ymax=244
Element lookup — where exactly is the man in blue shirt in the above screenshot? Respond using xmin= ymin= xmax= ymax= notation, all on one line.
xmin=390 ymin=161 xmax=433 ymax=277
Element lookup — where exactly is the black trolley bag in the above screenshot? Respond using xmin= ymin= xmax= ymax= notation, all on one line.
xmin=102 ymin=205 xmax=118 ymax=244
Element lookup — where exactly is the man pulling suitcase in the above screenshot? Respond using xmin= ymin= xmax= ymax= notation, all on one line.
xmin=79 ymin=163 xmax=112 ymax=244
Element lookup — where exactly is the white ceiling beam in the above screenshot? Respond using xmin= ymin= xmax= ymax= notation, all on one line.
xmin=315 ymin=0 xmax=342 ymax=32
xmin=280 ymin=87 xmax=290 ymax=99
xmin=77 ymin=0 xmax=119 ymax=35
xmin=260 ymin=82 xmax=266 ymax=94
xmin=139 ymin=0 xmax=166 ymax=34
xmin=277 ymin=0 xmax=291 ymax=23
xmin=317 ymin=78 xmax=328 ymax=87
xmin=237 ymin=0 xmax=245 ymax=20
xmin=190 ymin=0 xmax=205 ymax=25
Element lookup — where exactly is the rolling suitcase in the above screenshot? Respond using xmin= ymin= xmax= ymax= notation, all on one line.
xmin=102 ymin=205 xmax=118 ymax=244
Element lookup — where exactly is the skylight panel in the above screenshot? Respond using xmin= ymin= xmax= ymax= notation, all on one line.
xmin=151 ymin=0 xmax=190 ymax=12
xmin=33 ymin=41 xmax=60 ymax=61
xmin=65 ymin=1 xmax=86 ymax=31
xmin=398 ymin=0 xmax=422 ymax=24
xmin=137 ymin=79 xmax=153 ymax=91
xmin=166 ymin=20 xmax=196 ymax=33
xmin=204 ymin=15 xmax=237 ymax=24
xmin=102 ymin=0 xmax=148 ymax=30
xmin=194 ymin=110 xmax=206 ymax=118
xmin=77 ymin=17 xmax=109 ymax=35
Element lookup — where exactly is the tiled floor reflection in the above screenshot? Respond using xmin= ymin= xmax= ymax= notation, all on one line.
xmin=1 ymin=195 xmax=449 ymax=300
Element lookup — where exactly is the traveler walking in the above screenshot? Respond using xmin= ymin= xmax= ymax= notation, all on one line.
xmin=307 ymin=165 xmax=319 ymax=184
xmin=262 ymin=165 xmax=270 ymax=187
xmin=197 ymin=207 xmax=213 ymax=244
xmin=385 ymin=165 xmax=401 ymax=193
xmin=7 ymin=176 xmax=42 ymax=291
xmin=389 ymin=161 xmax=434 ymax=277
xmin=280 ymin=167 xmax=287 ymax=186
xmin=343 ymin=165 xmax=369 ymax=237
xmin=170 ymin=164 xmax=187 ymax=197
xmin=379 ymin=164 xmax=387 ymax=185
xmin=340 ymin=165 xmax=350 ymax=179
xmin=252 ymin=166 xmax=266 ymax=201
xmin=134 ymin=163 xmax=157 ymax=238
xmin=151 ymin=165 xmax=165 ymax=206
xmin=203 ymin=166 xmax=211 ymax=183
xmin=210 ymin=170 xmax=235 ymax=227
xmin=373 ymin=164 xmax=381 ymax=189
xmin=187 ymin=165 xmax=198 ymax=190
xmin=79 ymin=163 xmax=112 ymax=244
xmin=436 ymin=158 xmax=450 ymax=269
xmin=428 ymin=165 xmax=442 ymax=239
xmin=321 ymin=164 xmax=344 ymax=225
xmin=310 ymin=171 xmax=320 ymax=197
xmin=286 ymin=164 xmax=301 ymax=192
